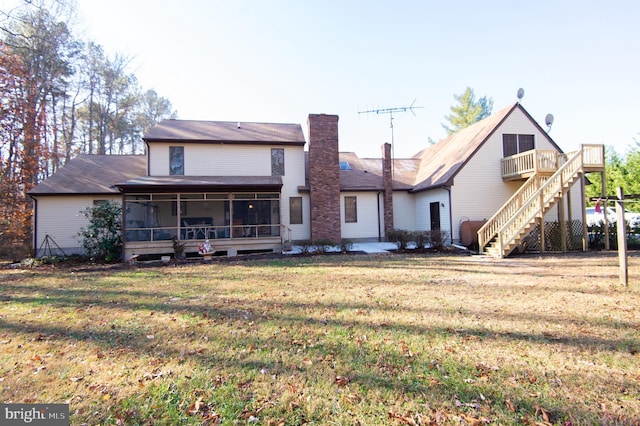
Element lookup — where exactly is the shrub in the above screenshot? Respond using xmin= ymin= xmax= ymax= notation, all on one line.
xmin=387 ymin=229 xmax=450 ymax=251
xmin=426 ymin=229 xmax=449 ymax=249
xmin=296 ymin=239 xmax=314 ymax=255
xmin=386 ymin=229 xmax=412 ymax=249
xmin=77 ymin=201 xmax=122 ymax=262
xmin=340 ymin=238 xmax=354 ymax=253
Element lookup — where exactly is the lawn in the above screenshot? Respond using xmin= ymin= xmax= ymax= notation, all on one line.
xmin=0 ymin=252 xmax=639 ymax=425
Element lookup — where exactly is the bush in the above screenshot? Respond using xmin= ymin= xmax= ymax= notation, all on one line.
xmin=386 ymin=229 xmax=412 ymax=249
xmin=77 ymin=201 xmax=122 ymax=262
xmin=340 ymin=238 xmax=354 ymax=253
xmin=588 ymin=221 xmax=640 ymax=250
xmin=386 ymin=229 xmax=450 ymax=251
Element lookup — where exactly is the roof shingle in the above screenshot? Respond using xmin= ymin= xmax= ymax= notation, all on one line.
xmin=144 ymin=119 xmax=306 ymax=145
xmin=29 ymin=155 xmax=146 ymax=195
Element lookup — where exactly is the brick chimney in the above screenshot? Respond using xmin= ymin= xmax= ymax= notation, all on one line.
xmin=382 ymin=142 xmax=394 ymax=236
xmin=308 ymin=114 xmax=341 ymax=243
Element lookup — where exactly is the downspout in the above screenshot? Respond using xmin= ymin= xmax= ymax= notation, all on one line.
xmin=145 ymin=140 xmax=150 ymax=176
xmin=446 ymin=186 xmax=453 ymax=245
xmin=377 ymin=191 xmax=382 ymax=242
xmin=120 ymin=192 xmax=126 ymax=262
xmin=32 ymin=196 xmax=38 ymax=257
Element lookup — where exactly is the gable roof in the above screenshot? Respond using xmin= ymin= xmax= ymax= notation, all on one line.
xmin=29 ymin=155 xmax=146 ymax=195
xmin=410 ymin=103 xmax=560 ymax=193
xmin=144 ymin=119 xmax=306 ymax=145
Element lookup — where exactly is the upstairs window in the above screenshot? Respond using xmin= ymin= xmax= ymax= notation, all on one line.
xmin=271 ymin=148 xmax=284 ymax=176
xmin=339 ymin=161 xmax=351 ymax=171
xmin=503 ymin=134 xmax=534 ymax=157
xmin=169 ymin=146 xmax=184 ymax=175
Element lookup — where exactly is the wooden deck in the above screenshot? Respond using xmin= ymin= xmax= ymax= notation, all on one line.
xmin=501 ymin=145 xmax=605 ymax=181
xmin=123 ymin=224 xmax=293 ymax=261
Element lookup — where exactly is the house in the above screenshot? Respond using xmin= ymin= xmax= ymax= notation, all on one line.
xmin=28 ymin=103 xmax=605 ymax=260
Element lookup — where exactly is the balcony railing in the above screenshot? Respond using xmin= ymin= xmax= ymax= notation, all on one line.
xmin=501 ymin=146 xmax=605 ymax=181
xmin=125 ymin=224 xmax=281 ymax=242
xmin=501 ymin=149 xmax=560 ymax=180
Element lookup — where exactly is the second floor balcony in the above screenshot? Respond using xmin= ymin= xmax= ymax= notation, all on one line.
xmin=501 ymin=144 xmax=605 ymax=181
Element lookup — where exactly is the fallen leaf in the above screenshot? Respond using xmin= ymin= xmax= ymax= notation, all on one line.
xmin=335 ymin=376 xmax=350 ymax=386
xmin=70 ymin=376 xmax=84 ymax=382
xmin=429 ymin=378 xmax=443 ymax=387
xmin=535 ymin=404 xmax=553 ymax=424
xmin=505 ymin=398 xmax=516 ymax=412
xmin=459 ymin=413 xmax=484 ymax=426
xmin=387 ymin=411 xmax=418 ymax=425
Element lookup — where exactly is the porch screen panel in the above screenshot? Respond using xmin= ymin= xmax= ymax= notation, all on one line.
xmin=231 ymin=194 xmax=280 ymax=238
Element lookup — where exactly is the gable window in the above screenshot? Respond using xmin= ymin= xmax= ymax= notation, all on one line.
xmin=503 ymin=134 xmax=535 ymax=157
xmin=169 ymin=146 xmax=184 ymax=175
xmin=344 ymin=196 xmax=357 ymax=223
xmin=271 ymin=148 xmax=284 ymax=176
xmin=289 ymin=197 xmax=303 ymax=224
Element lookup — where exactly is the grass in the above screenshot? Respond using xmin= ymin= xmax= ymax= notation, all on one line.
xmin=0 ymin=252 xmax=639 ymax=425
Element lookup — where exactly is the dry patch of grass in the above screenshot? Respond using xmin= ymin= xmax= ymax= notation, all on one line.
xmin=0 ymin=252 xmax=639 ymax=425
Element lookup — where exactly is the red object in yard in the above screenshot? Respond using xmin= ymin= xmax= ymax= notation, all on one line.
xmin=460 ymin=220 xmax=487 ymax=247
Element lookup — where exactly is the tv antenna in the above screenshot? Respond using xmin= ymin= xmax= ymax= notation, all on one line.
xmin=358 ymin=100 xmax=423 ymax=171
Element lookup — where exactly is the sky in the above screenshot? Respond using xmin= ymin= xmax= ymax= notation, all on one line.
xmin=10 ymin=0 xmax=640 ymax=158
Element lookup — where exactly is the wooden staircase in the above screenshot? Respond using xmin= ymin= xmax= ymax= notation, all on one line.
xmin=478 ymin=145 xmax=605 ymax=258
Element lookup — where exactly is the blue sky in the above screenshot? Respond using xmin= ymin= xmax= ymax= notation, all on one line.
xmin=67 ymin=1 xmax=640 ymax=157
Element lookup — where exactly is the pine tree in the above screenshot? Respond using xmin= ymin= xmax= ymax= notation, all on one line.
xmin=442 ymin=87 xmax=494 ymax=135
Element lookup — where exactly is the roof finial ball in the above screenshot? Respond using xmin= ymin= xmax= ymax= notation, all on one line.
xmin=516 ymin=88 xmax=525 ymax=102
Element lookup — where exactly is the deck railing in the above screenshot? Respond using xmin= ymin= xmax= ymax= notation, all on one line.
xmin=501 ymin=149 xmax=560 ymax=179
xmin=125 ymin=224 xmax=281 ymax=242
xmin=581 ymin=144 xmax=605 ymax=169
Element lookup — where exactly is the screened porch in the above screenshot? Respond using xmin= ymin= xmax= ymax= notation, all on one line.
xmin=122 ymin=192 xmax=282 ymax=258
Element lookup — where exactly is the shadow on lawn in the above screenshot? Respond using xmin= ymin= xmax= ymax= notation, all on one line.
xmin=2 ymin=279 xmax=638 ymax=355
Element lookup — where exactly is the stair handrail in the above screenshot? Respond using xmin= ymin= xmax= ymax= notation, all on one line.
xmin=477 ymin=174 xmax=544 ymax=251
xmin=280 ymin=224 xmax=293 ymax=249
xmin=492 ymin=149 xmax=584 ymax=256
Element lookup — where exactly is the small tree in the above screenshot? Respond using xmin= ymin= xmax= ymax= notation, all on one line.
xmin=78 ymin=201 xmax=122 ymax=261
xmin=442 ymin=87 xmax=493 ymax=135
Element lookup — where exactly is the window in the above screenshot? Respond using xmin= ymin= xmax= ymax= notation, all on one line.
xmin=169 ymin=146 xmax=184 ymax=175
xmin=344 ymin=196 xmax=357 ymax=223
xmin=93 ymin=199 xmax=108 ymax=206
xmin=289 ymin=197 xmax=303 ymax=224
xmin=339 ymin=161 xmax=351 ymax=171
xmin=271 ymin=148 xmax=284 ymax=176
xmin=502 ymin=134 xmax=535 ymax=157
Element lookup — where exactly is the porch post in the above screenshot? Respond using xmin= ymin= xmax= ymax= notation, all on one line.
xmin=581 ymin=173 xmax=589 ymax=252
xmin=539 ymin=190 xmax=545 ymax=254
xmin=558 ymin=194 xmax=567 ymax=252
